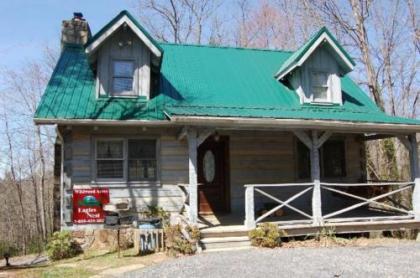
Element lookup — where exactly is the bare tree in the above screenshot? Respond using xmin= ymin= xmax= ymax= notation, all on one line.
xmin=135 ymin=0 xmax=222 ymax=44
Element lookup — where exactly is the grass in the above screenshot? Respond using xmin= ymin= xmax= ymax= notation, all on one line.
xmin=3 ymin=248 xmax=168 ymax=278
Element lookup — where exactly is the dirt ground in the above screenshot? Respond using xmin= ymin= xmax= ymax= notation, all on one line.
xmin=0 ymin=249 xmax=170 ymax=278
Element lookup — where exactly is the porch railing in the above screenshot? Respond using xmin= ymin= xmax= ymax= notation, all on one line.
xmin=244 ymin=181 xmax=416 ymax=229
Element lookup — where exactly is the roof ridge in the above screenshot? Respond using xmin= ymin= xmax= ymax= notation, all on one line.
xmin=159 ymin=42 xmax=294 ymax=53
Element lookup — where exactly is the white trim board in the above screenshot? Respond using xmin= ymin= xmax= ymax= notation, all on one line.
xmin=85 ymin=15 xmax=162 ymax=58
xmin=34 ymin=116 xmax=420 ymax=133
xmin=277 ymin=33 xmax=354 ymax=80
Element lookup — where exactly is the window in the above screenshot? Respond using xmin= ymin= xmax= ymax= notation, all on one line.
xmin=96 ymin=140 xmax=124 ymax=179
xmin=296 ymin=139 xmax=346 ymax=179
xmin=311 ymin=71 xmax=329 ymax=102
xmin=112 ymin=60 xmax=135 ymax=96
xmin=322 ymin=140 xmax=346 ymax=178
xmin=297 ymin=141 xmax=311 ymax=179
xmin=96 ymin=139 xmax=158 ymax=181
xmin=128 ymin=139 xmax=157 ymax=181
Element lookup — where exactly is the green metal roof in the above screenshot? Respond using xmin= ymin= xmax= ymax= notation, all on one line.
xmin=275 ymin=27 xmax=356 ymax=79
xmin=34 ymin=12 xmax=420 ymax=127
xmin=35 ymin=44 xmax=166 ymax=121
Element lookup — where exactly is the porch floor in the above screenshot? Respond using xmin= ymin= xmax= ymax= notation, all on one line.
xmin=198 ymin=207 xmax=420 ymax=236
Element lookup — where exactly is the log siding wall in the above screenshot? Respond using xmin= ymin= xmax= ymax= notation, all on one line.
xmin=59 ymin=126 xmax=366 ymax=227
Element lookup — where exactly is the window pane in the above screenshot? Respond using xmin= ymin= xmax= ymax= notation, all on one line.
xmin=313 ymin=86 xmax=328 ymax=100
xmin=312 ymin=71 xmax=329 ymax=101
xmin=97 ymin=140 xmax=123 ymax=159
xmin=128 ymin=140 xmax=156 ymax=159
xmin=97 ymin=160 xmax=123 ymax=179
xmin=312 ymin=72 xmax=328 ymax=86
xmin=323 ymin=141 xmax=346 ymax=178
xmin=129 ymin=160 xmax=157 ymax=181
xmin=113 ymin=61 xmax=134 ymax=77
xmin=112 ymin=77 xmax=133 ymax=94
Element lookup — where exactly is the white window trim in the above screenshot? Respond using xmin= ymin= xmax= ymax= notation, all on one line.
xmin=310 ymin=70 xmax=332 ymax=103
xmin=111 ymin=59 xmax=136 ymax=97
xmin=93 ymin=137 xmax=160 ymax=184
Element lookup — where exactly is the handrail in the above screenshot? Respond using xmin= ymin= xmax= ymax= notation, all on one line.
xmin=321 ymin=181 xmax=414 ymax=187
xmin=245 ymin=182 xmax=315 ymax=188
xmin=244 ymin=180 xmax=417 ymax=229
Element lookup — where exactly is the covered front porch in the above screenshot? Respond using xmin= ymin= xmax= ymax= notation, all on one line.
xmin=178 ymin=123 xmax=420 ymax=236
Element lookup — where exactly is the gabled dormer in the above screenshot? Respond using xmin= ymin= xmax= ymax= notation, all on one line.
xmin=276 ymin=27 xmax=355 ymax=105
xmin=85 ymin=11 xmax=163 ymax=99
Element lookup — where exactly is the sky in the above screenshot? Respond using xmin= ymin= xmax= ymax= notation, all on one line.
xmin=0 ymin=0 xmax=134 ymax=70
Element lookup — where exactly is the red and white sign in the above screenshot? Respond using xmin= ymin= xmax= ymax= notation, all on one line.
xmin=73 ymin=188 xmax=110 ymax=224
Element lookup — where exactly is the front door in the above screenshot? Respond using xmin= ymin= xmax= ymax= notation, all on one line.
xmin=197 ymin=136 xmax=229 ymax=215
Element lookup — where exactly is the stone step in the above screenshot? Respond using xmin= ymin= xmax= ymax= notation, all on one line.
xmin=200 ymin=236 xmax=251 ymax=251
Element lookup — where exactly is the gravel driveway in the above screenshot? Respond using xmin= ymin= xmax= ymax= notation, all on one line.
xmin=125 ymin=243 xmax=420 ymax=278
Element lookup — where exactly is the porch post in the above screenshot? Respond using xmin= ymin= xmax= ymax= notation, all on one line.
xmin=187 ymin=129 xmax=198 ymax=224
xmin=245 ymin=186 xmax=256 ymax=229
xmin=409 ymin=134 xmax=420 ymax=220
xmin=310 ymin=131 xmax=323 ymax=226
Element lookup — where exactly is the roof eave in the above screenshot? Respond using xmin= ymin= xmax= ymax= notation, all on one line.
xmin=168 ymin=115 xmax=420 ymax=134
xmin=33 ymin=118 xmax=171 ymax=126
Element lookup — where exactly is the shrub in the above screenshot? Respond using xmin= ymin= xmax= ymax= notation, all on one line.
xmin=0 ymin=241 xmax=18 ymax=258
xmin=164 ymin=224 xmax=200 ymax=256
xmin=143 ymin=205 xmax=170 ymax=226
xmin=46 ymin=231 xmax=82 ymax=261
xmin=248 ymin=223 xmax=285 ymax=248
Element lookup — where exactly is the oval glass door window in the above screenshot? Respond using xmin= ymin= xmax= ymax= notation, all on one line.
xmin=203 ymin=150 xmax=215 ymax=182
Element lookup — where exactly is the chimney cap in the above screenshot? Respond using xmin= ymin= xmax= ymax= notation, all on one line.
xmin=73 ymin=12 xmax=84 ymax=20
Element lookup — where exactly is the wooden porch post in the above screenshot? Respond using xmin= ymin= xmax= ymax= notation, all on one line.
xmin=187 ymin=129 xmax=198 ymax=224
xmin=409 ymin=134 xmax=420 ymax=220
xmin=310 ymin=131 xmax=323 ymax=226
xmin=244 ymin=186 xmax=256 ymax=229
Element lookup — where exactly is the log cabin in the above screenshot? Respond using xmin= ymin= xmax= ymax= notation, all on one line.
xmin=34 ymin=11 xmax=420 ymax=249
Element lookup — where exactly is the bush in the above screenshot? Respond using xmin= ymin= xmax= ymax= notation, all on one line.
xmin=46 ymin=231 xmax=82 ymax=261
xmin=248 ymin=223 xmax=285 ymax=248
xmin=143 ymin=205 xmax=170 ymax=226
xmin=164 ymin=224 xmax=200 ymax=256
xmin=0 ymin=241 xmax=18 ymax=258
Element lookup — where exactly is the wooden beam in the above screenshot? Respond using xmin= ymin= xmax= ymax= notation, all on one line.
xmin=310 ymin=131 xmax=322 ymax=225
xmin=187 ymin=129 xmax=198 ymax=224
xmin=398 ymin=136 xmax=412 ymax=152
xmin=409 ymin=134 xmax=420 ymax=221
xmin=244 ymin=186 xmax=255 ymax=229
xmin=177 ymin=126 xmax=188 ymax=141
xmin=363 ymin=134 xmax=395 ymax=141
xmin=197 ymin=129 xmax=214 ymax=146
xmin=315 ymin=131 xmax=332 ymax=148
xmin=293 ymin=130 xmax=312 ymax=149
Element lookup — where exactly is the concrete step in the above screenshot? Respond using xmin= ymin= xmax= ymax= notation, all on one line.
xmin=203 ymin=246 xmax=253 ymax=253
xmin=200 ymin=236 xmax=251 ymax=251
xmin=201 ymin=230 xmax=248 ymax=239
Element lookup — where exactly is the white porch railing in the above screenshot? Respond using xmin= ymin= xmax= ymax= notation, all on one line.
xmin=244 ymin=181 xmax=416 ymax=229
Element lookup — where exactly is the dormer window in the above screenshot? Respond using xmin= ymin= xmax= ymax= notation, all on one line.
xmin=86 ymin=11 xmax=163 ymax=100
xmin=311 ymin=71 xmax=330 ymax=102
xmin=276 ymin=27 xmax=356 ymax=106
xmin=112 ymin=60 xmax=135 ymax=96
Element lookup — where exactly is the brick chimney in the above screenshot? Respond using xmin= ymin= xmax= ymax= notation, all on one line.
xmin=61 ymin=12 xmax=91 ymax=48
